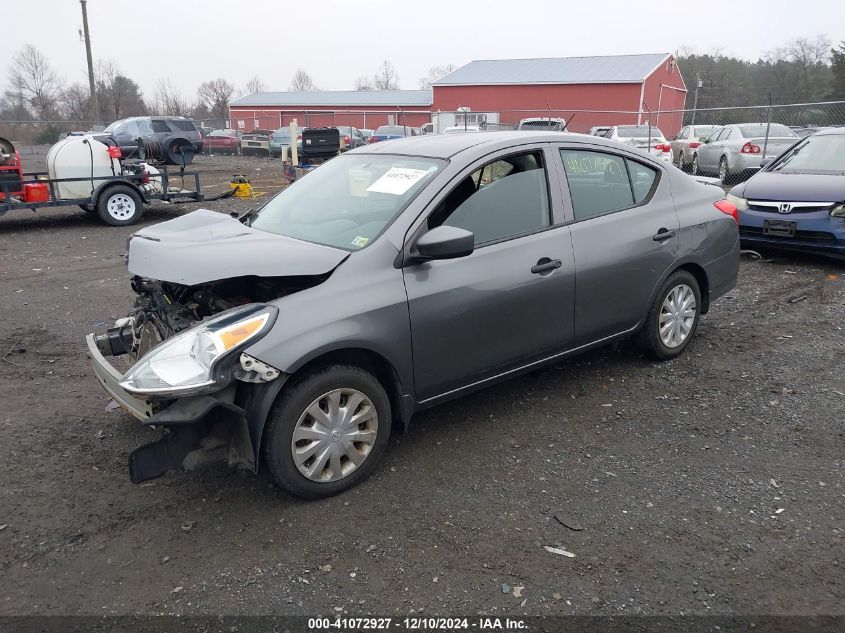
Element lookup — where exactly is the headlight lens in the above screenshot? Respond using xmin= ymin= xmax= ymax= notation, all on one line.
xmin=120 ymin=305 xmax=277 ymax=397
xmin=831 ymin=204 xmax=845 ymax=218
xmin=726 ymin=193 xmax=749 ymax=211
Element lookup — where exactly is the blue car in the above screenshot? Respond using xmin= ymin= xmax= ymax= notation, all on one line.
xmin=728 ymin=127 xmax=845 ymax=259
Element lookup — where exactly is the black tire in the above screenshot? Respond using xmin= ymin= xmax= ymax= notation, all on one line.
xmin=96 ymin=185 xmax=143 ymax=226
xmin=691 ymin=154 xmax=700 ymax=176
xmin=719 ymin=156 xmax=730 ymax=184
xmin=639 ymin=270 xmax=702 ymax=361
xmin=262 ymin=365 xmax=391 ymax=499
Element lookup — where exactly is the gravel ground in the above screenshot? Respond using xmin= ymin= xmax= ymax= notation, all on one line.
xmin=0 ymin=147 xmax=843 ymax=617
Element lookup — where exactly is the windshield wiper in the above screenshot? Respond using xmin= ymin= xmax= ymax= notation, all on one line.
xmin=233 ymin=208 xmax=260 ymax=226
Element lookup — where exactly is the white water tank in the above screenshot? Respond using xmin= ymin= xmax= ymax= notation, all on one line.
xmin=46 ymin=135 xmax=122 ymax=200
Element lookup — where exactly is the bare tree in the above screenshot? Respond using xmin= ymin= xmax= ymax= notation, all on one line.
xmin=197 ymin=78 xmax=235 ymax=119
xmin=372 ymin=61 xmax=399 ymax=90
xmin=7 ymin=44 xmax=65 ymax=118
xmin=245 ymin=75 xmax=266 ymax=94
xmin=61 ymin=83 xmax=92 ymax=121
xmin=97 ymin=60 xmax=146 ymax=121
xmin=418 ymin=64 xmax=455 ymax=89
xmin=289 ymin=69 xmax=317 ymax=91
xmin=354 ymin=76 xmax=374 ymax=91
xmin=152 ymin=78 xmax=190 ymax=116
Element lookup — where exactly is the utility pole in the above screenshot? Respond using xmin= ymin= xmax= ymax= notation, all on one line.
xmin=80 ymin=0 xmax=100 ymax=126
xmin=691 ymin=71 xmax=704 ymax=126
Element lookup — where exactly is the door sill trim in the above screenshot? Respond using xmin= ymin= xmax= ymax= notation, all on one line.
xmin=418 ymin=323 xmax=641 ymax=406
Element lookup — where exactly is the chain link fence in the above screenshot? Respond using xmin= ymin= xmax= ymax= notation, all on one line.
xmin=2 ymin=101 xmax=843 ymax=147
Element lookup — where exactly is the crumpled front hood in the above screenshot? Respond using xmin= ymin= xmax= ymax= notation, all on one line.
xmin=128 ymin=209 xmax=349 ymax=286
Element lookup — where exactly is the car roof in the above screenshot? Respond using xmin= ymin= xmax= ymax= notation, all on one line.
xmin=813 ymin=127 xmax=845 ymax=136
xmin=348 ymin=130 xmax=628 ymax=159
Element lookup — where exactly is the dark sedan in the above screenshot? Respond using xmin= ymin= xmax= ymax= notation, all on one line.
xmin=729 ymin=127 xmax=845 ymax=259
xmin=367 ymin=125 xmax=416 ymax=143
xmin=88 ymin=131 xmax=739 ymax=498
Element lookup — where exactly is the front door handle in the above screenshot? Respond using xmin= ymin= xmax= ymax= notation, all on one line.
xmin=653 ymin=228 xmax=677 ymax=241
xmin=531 ymin=258 xmax=562 ymax=274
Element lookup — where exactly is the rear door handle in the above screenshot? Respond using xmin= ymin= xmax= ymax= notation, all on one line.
xmin=531 ymin=258 xmax=562 ymax=274
xmin=652 ymin=228 xmax=677 ymax=241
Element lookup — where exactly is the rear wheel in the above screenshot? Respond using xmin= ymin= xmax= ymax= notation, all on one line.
xmin=639 ymin=270 xmax=701 ymax=360
xmin=96 ymin=185 xmax=143 ymax=226
xmin=719 ymin=156 xmax=730 ymax=184
xmin=262 ymin=365 xmax=391 ymax=499
xmin=691 ymin=154 xmax=700 ymax=175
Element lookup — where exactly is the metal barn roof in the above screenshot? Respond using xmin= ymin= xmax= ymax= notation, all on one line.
xmin=432 ymin=53 xmax=671 ymax=86
xmin=229 ymin=90 xmax=433 ymax=107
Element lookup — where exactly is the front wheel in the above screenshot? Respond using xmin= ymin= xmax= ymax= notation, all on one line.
xmin=639 ymin=270 xmax=701 ymax=360
xmin=262 ymin=365 xmax=391 ymax=499
xmin=691 ymin=154 xmax=700 ymax=175
xmin=96 ymin=185 xmax=143 ymax=226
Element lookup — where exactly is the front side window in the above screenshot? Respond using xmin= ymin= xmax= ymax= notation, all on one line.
xmin=675 ymin=127 xmax=688 ymax=140
xmin=250 ymin=154 xmax=444 ymax=251
xmin=560 ymin=149 xmax=659 ymax=220
xmin=427 ymin=151 xmax=550 ymax=246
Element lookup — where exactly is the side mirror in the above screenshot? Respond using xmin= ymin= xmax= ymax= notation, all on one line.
xmin=410 ymin=225 xmax=474 ymax=263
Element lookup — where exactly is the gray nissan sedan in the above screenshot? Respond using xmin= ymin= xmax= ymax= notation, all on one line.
xmin=87 ymin=131 xmax=740 ymax=498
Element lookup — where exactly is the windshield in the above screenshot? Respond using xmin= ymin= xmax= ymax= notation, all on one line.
xmin=210 ymin=130 xmax=235 ymax=137
xmin=375 ymin=126 xmax=406 ymax=136
xmin=769 ymin=134 xmax=845 ymax=174
xmin=692 ymin=125 xmax=719 ymax=140
xmin=521 ymin=120 xmax=564 ymax=130
xmin=103 ymin=119 xmax=128 ymax=133
xmin=272 ymin=129 xmax=293 ymax=140
xmin=250 ymin=154 xmax=445 ymax=250
xmin=737 ymin=123 xmax=796 ymax=138
xmin=616 ymin=126 xmax=665 ymax=138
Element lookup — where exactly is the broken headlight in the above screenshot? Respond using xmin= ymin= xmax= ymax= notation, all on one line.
xmin=120 ymin=304 xmax=278 ymax=397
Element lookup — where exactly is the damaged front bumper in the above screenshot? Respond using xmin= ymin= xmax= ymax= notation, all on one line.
xmin=86 ymin=332 xmax=287 ymax=484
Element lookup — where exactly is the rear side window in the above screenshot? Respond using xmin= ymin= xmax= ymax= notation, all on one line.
xmin=627 ymin=160 xmax=658 ymax=202
xmin=429 ymin=151 xmax=550 ymax=246
xmin=151 ymin=120 xmax=170 ymax=133
xmin=168 ymin=120 xmax=198 ymax=133
xmin=560 ymin=149 xmax=658 ymax=220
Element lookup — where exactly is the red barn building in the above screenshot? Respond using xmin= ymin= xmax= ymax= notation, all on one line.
xmin=227 ymin=90 xmax=432 ymax=131
xmin=431 ymin=53 xmax=687 ymax=136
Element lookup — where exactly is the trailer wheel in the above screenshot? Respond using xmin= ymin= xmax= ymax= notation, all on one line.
xmin=97 ymin=185 xmax=143 ymax=226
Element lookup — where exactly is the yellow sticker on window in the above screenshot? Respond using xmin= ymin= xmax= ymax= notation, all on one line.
xmin=351 ymin=236 xmax=369 ymax=248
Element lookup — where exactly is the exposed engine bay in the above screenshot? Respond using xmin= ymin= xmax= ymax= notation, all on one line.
xmin=94 ymin=273 xmax=327 ymax=361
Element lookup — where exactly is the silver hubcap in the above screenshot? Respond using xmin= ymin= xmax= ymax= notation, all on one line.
xmin=107 ymin=194 xmax=136 ymax=220
xmin=692 ymin=157 xmax=698 ymax=174
xmin=719 ymin=160 xmax=727 ymax=181
xmin=291 ymin=388 xmax=378 ymax=482
xmin=659 ymin=284 xmax=696 ymax=348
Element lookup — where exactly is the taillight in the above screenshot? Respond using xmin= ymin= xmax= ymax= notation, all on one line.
xmin=107 ymin=146 xmax=122 ymax=159
xmin=343 ymin=135 xmax=351 ymax=144
xmin=689 ymin=141 xmax=701 ymax=149
xmin=654 ymin=144 xmax=671 ymax=152
xmin=714 ymin=199 xmax=739 ymax=224
xmin=741 ymin=142 xmax=761 ymax=154
xmin=368 ymin=136 xmax=378 ymax=143
xmin=141 ymin=171 xmax=150 ymax=184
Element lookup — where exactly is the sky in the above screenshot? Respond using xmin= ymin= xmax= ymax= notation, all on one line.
xmin=0 ymin=0 xmax=843 ymax=100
